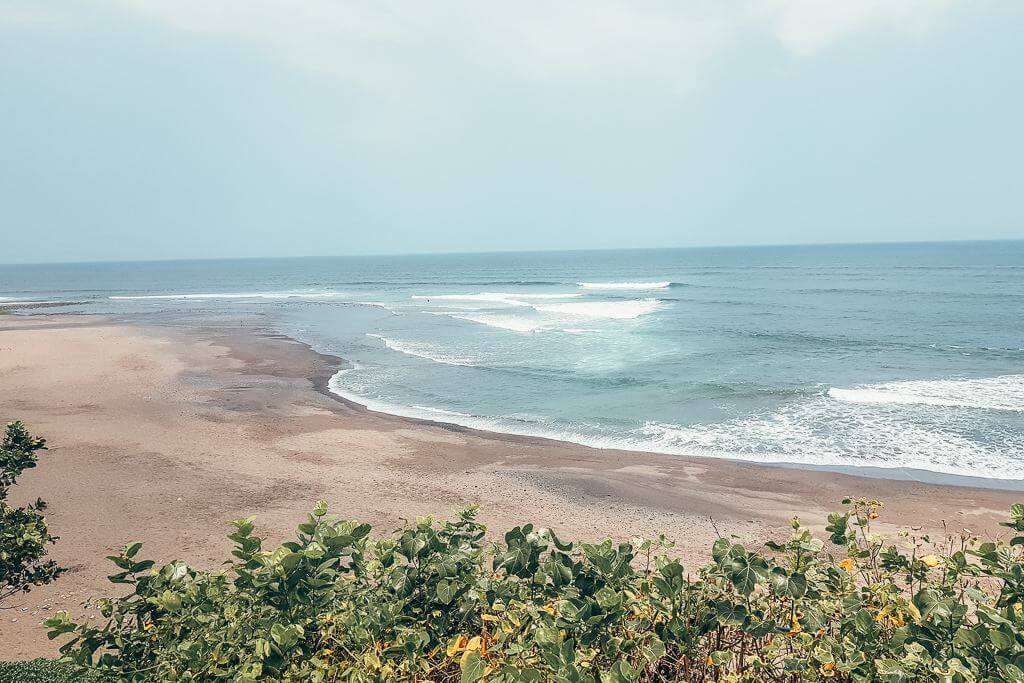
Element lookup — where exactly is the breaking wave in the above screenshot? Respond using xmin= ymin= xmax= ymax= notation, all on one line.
xmin=578 ymin=281 xmax=672 ymax=290
xmin=533 ymin=299 xmax=667 ymax=319
xmin=828 ymin=375 xmax=1024 ymax=413
xmin=110 ymin=290 xmax=346 ymax=301
xmin=411 ymin=292 xmax=581 ymax=306
xmin=366 ymin=333 xmax=477 ymax=366
xmin=450 ymin=314 xmax=548 ymax=333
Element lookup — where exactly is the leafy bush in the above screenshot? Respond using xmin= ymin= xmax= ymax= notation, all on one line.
xmin=0 ymin=658 xmax=103 ymax=683
xmin=0 ymin=421 xmax=62 ymax=605
xmin=46 ymin=497 xmax=1024 ymax=681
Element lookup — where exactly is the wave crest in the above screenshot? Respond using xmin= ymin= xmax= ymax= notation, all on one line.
xmin=577 ymin=281 xmax=672 ymax=290
xmin=110 ymin=290 xmax=346 ymax=301
xmin=411 ymin=292 xmax=581 ymax=307
xmin=534 ymin=299 xmax=666 ymax=319
xmin=366 ymin=333 xmax=477 ymax=366
xmin=828 ymin=375 xmax=1024 ymax=413
xmin=450 ymin=314 xmax=547 ymax=333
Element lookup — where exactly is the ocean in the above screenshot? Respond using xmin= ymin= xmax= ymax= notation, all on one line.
xmin=3 ymin=241 xmax=1023 ymax=482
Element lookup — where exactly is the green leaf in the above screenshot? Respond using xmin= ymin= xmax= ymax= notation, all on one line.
xmin=875 ymin=659 xmax=904 ymax=676
xmin=460 ymin=650 xmax=486 ymax=682
xmin=715 ymin=601 xmax=748 ymax=626
xmin=600 ymin=660 xmax=635 ymax=683
xmin=436 ymin=579 xmax=456 ymax=605
xmin=643 ymin=638 xmax=666 ymax=664
xmin=729 ymin=554 xmax=768 ymax=596
xmin=769 ymin=568 xmax=806 ymax=599
xmin=854 ymin=608 xmax=874 ymax=634
xmin=709 ymin=650 xmax=733 ymax=666
xmin=825 ymin=512 xmax=851 ymax=545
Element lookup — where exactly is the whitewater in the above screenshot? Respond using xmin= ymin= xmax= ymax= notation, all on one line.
xmin=5 ymin=242 xmax=1023 ymax=482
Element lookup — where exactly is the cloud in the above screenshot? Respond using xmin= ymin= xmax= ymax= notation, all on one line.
xmin=102 ymin=0 xmax=956 ymax=85
xmin=0 ymin=1 xmax=69 ymax=28
xmin=762 ymin=0 xmax=956 ymax=56
xmin=97 ymin=1 xmax=735 ymax=94
xmin=54 ymin=0 xmax=954 ymax=142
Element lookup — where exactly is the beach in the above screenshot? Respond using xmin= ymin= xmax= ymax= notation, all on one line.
xmin=1 ymin=313 xmax=1021 ymax=659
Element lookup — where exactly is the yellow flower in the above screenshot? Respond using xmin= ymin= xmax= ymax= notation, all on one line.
xmin=838 ymin=558 xmax=855 ymax=572
xmin=920 ymin=555 xmax=940 ymax=568
xmin=322 ymin=648 xmax=333 ymax=656
xmin=821 ymin=661 xmax=836 ymax=678
xmin=143 ymin=623 xmax=155 ymax=631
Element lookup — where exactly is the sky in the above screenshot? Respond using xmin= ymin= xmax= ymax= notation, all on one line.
xmin=1 ymin=0 xmax=1021 ymax=263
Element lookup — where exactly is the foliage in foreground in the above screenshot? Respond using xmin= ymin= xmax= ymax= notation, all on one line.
xmin=45 ymin=498 xmax=1024 ymax=683
xmin=0 ymin=421 xmax=62 ymax=605
xmin=0 ymin=658 xmax=102 ymax=683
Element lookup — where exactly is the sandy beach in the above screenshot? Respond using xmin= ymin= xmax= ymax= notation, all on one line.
xmin=1 ymin=313 xmax=1020 ymax=659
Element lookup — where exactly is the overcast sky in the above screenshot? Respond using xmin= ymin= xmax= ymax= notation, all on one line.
xmin=1 ymin=0 xmax=1021 ymax=263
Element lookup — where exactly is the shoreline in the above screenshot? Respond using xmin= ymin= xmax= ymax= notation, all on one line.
xmin=300 ymin=332 xmax=1024 ymax=492
xmin=10 ymin=306 xmax=1024 ymax=491
xmin=320 ymin=375 xmax=1024 ymax=493
xmin=1 ymin=312 xmax=1022 ymax=658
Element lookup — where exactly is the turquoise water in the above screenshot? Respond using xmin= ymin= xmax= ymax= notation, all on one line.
xmin=3 ymin=242 xmax=1023 ymax=480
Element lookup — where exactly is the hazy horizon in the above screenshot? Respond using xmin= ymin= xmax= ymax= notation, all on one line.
xmin=2 ymin=1 xmax=1021 ymax=264
xmin=4 ymin=237 xmax=1024 ymax=267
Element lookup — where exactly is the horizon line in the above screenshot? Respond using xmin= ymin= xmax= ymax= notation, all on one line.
xmin=3 ymin=236 xmax=1022 ymax=267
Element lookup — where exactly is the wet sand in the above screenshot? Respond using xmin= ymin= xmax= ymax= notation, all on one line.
xmin=1 ymin=314 xmax=1020 ymax=658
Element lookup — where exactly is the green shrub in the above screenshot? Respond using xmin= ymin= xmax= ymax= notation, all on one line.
xmin=0 ymin=421 xmax=62 ymax=605
xmin=0 ymin=658 xmax=103 ymax=683
xmin=46 ymin=498 xmax=1024 ymax=681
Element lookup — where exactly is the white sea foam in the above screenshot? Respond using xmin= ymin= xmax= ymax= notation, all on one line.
xmin=0 ymin=301 xmax=74 ymax=308
xmin=430 ymin=296 xmax=665 ymax=331
xmin=451 ymin=314 xmax=547 ymax=333
xmin=577 ymin=281 xmax=671 ymax=290
xmin=328 ymin=371 xmax=484 ymax=427
xmin=534 ymin=298 xmax=666 ymax=319
xmin=329 ymin=369 xmax=633 ymax=447
xmin=409 ymin=405 xmax=474 ymax=418
xmin=366 ymin=333 xmax=477 ymax=366
xmin=828 ymin=375 xmax=1024 ymax=413
xmin=411 ymin=292 xmax=581 ymax=307
xmin=412 ymin=292 xmax=530 ymax=306
xmin=110 ymin=290 xmax=346 ymax=301
xmin=636 ymin=377 xmax=1024 ymax=479
xmin=328 ymin=365 xmax=1024 ymax=481
xmin=354 ymin=301 xmax=399 ymax=312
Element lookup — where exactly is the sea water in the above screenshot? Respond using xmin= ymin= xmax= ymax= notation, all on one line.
xmin=3 ymin=242 xmax=1023 ymax=481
